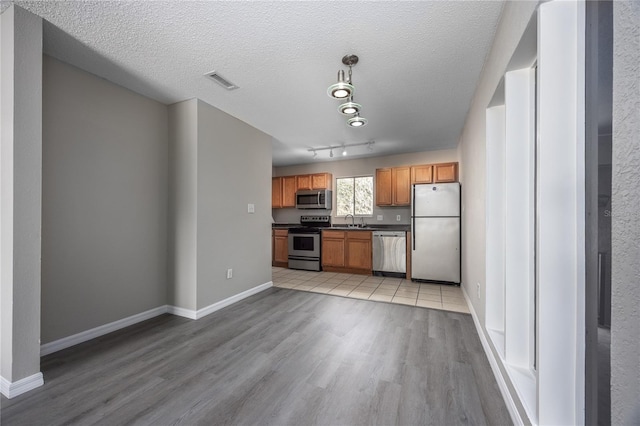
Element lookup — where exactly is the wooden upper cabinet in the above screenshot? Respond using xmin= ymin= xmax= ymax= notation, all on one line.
xmin=282 ymin=176 xmax=297 ymax=207
xmin=272 ymin=177 xmax=283 ymax=208
xmin=376 ymin=167 xmax=410 ymax=206
xmin=392 ymin=167 xmax=411 ymax=206
xmin=434 ymin=162 xmax=458 ymax=183
xmin=376 ymin=168 xmax=393 ymax=206
xmin=411 ymin=164 xmax=433 ymax=184
xmin=311 ymin=173 xmax=332 ymax=190
xmin=296 ymin=174 xmax=312 ymax=190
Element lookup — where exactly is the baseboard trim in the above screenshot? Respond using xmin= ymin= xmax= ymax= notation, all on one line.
xmin=195 ymin=281 xmax=273 ymax=319
xmin=40 ymin=305 xmax=169 ymax=356
xmin=0 ymin=372 xmax=44 ymax=399
xmin=39 ymin=281 xmax=274 ymax=357
xmin=462 ymin=286 xmax=525 ymax=426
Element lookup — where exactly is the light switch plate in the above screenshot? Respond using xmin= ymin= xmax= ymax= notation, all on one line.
xmin=377 ymin=215 xmax=383 ymax=221
xmin=396 ymin=215 xmax=401 ymax=221
xmin=248 ymin=203 xmax=255 ymax=213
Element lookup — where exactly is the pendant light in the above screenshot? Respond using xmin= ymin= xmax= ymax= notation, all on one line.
xmin=328 ymin=54 xmax=368 ymax=127
xmin=327 ymin=55 xmax=359 ymax=99
xmin=347 ymin=113 xmax=368 ymax=128
xmin=327 ymin=70 xmax=354 ymax=99
xmin=338 ymin=96 xmax=362 ymax=115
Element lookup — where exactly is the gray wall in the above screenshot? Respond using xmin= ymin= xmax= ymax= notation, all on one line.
xmin=0 ymin=5 xmax=42 ymax=382
xmin=273 ymin=149 xmax=458 ymax=225
xmin=168 ymin=99 xmax=198 ymax=311
xmin=41 ymin=55 xmax=169 ymax=343
xmin=168 ymin=99 xmax=273 ymax=311
xmin=196 ymin=100 xmax=272 ymax=309
xmin=611 ymin=1 xmax=640 ymax=423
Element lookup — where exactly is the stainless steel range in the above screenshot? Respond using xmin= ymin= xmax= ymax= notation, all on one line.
xmin=288 ymin=215 xmax=331 ymax=272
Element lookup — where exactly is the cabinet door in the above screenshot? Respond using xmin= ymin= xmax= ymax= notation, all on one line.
xmin=311 ymin=173 xmax=332 ymax=190
xmin=322 ymin=238 xmax=345 ymax=267
xmin=272 ymin=177 xmax=283 ymax=208
xmin=392 ymin=167 xmax=411 ymax=206
xmin=282 ymin=176 xmax=297 ymax=207
xmin=375 ymin=168 xmax=393 ymax=206
xmin=411 ymin=165 xmax=433 ymax=184
xmin=273 ymin=233 xmax=289 ymax=263
xmin=434 ymin=162 xmax=458 ymax=183
xmin=296 ymin=175 xmax=312 ymax=190
xmin=346 ymin=236 xmax=372 ymax=270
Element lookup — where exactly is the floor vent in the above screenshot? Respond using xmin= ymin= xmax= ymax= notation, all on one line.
xmin=205 ymin=71 xmax=239 ymax=90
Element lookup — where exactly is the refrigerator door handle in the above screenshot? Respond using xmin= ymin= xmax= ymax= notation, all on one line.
xmin=412 ymin=217 xmax=415 ymax=251
xmin=412 ymin=185 xmax=416 ymax=250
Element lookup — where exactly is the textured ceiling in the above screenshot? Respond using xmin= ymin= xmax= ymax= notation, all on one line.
xmin=13 ymin=1 xmax=504 ymax=166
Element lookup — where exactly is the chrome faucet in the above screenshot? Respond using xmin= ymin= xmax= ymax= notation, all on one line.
xmin=345 ymin=214 xmax=355 ymax=227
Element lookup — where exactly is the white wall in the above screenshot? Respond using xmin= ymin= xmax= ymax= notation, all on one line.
xmin=611 ymin=1 xmax=640 ymax=423
xmin=273 ymin=149 xmax=458 ymax=225
xmin=457 ymin=1 xmax=539 ymax=422
xmin=0 ymin=5 xmax=43 ymax=385
xmin=41 ymin=56 xmax=169 ymax=343
xmin=458 ymin=0 xmax=538 ymax=324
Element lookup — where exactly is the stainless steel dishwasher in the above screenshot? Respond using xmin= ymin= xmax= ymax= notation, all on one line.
xmin=372 ymin=231 xmax=407 ymax=277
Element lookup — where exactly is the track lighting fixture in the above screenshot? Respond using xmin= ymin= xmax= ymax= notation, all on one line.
xmin=307 ymin=141 xmax=375 ymax=159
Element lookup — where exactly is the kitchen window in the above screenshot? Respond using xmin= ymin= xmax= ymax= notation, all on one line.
xmin=335 ymin=176 xmax=373 ymax=217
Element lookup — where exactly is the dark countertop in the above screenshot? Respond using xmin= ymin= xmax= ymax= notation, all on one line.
xmin=272 ymin=223 xmax=410 ymax=232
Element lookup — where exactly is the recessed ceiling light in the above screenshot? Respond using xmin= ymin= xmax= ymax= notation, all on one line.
xmin=347 ymin=113 xmax=368 ymax=127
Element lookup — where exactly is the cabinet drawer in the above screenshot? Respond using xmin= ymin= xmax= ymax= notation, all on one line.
xmin=323 ymin=230 xmax=345 ymax=239
xmin=274 ymin=229 xmax=289 ymax=237
xmin=346 ymin=231 xmax=372 ymax=240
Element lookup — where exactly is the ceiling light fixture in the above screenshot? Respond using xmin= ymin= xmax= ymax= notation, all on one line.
xmin=347 ymin=113 xmax=368 ymax=128
xmin=328 ymin=54 xmax=368 ymax=127
xmin=307 ymin=141 xmax=375 ymax=159
xmin=338 ymin=96 xmax=362 ymax=115
xmin=327 ymin=54 xmax=358 ymax=99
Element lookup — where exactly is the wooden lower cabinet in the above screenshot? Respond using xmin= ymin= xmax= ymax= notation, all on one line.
xmin=321 ymin=232 xmax=345 ymax=267
xmin=345 ymin=232 xmax=372 ymax=270
xmin=272 ymin=229 xmax=288 ymax=267
xmin=322 ymin=230 xmax=372 ymax=275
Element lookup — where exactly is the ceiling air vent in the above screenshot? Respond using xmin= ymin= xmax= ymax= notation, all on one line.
xmin=205 ymin=71 xmax=239 ymax=91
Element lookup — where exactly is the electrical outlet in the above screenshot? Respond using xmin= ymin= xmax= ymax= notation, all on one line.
xmin=377 ymin=215 xmax=383 ymax=221
xmin=396 ymin=215 xmax=401 ymax=222
xmin=227 ymin=269 xmax=233 ymax=279
xmin=247 ymin=203 xmax=255 ymax=214
xmin=477 ymin=282 xmax=480 ymax=299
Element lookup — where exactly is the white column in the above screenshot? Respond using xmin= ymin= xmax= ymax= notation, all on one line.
xmin=0 ymin=5 xmax=44 ymax=398
xmin=504 ymin=68 xmax=536 ymax=370
xmin=485 ymin=105 xmax=506 ymax=338
xmin=537 ymin=1 xmax=586 ymax=424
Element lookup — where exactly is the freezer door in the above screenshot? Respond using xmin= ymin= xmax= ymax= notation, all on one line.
xmin=411 ymin=217 xmax=460 ymax=283
xmin=413 ymin=183 xmax=460 ymax=217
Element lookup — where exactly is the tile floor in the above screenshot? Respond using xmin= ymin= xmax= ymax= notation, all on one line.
xmin=272 ymin=267 xmax=470 ymax=314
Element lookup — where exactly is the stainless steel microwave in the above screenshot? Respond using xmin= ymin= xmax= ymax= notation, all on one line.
xmin=296 ymin=189 xmax=332 ymax=210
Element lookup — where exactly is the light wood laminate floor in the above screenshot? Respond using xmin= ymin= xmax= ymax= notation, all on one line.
xmin=273 ymin=267 xmax=470 ymax=313
xmin=1 ymin=288 xmax=509 ymax=425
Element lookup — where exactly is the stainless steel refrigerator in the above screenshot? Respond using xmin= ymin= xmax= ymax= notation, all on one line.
xmin=411 ymin=182 xmax=460 ymax=283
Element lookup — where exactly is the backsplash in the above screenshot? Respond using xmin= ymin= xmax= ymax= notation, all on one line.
xmin=272 ymin=207 xmax=412 ymax=225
